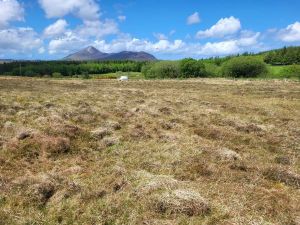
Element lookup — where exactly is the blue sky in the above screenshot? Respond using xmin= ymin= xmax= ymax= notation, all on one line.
xmin=0 ymin=0 xmax=300 ymax=60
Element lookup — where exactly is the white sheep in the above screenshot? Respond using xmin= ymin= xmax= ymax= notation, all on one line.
xmin=118 ymin=76 xmax=129 ymax=81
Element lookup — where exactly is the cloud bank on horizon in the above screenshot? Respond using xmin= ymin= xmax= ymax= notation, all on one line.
xmin=0 ymin=0 xmax=300 ymax=59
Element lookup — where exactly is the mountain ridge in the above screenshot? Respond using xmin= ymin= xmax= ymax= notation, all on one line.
xmin=63 ymin=46 xmax=157 ymax=61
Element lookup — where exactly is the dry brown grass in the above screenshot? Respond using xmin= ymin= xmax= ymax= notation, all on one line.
xmin=0 ymin=76 xmax=299 ymax=224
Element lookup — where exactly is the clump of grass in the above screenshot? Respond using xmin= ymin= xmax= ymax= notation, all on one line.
xmin=264 ymin=167 xmax=300 ymax=188
xmin=154 ymin=189 xmax=211 ymax=216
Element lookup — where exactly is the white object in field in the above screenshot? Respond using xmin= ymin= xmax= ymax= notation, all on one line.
xmin=118 ymin=76 xmax=129 ymax=81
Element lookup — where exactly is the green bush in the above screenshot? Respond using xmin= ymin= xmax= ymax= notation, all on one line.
xmin=24 ymin=70 xmax=38 ymax=77
xmin=52 ymin=72 xmax=62 ymax=78
xmin=142 ymin=61 xmax=180 ymax=79
xmin=82 ymin=71 xmax=91 ymax=79
xmin=179 ymin=58 xmax=206 ymax=78
xmin=222 ymin=57 xmax=268 ymax=78
xmin=203 ymin=62 xmax=222 ymax=77
xmin=281 ymin=65 xmax=300 ymax=79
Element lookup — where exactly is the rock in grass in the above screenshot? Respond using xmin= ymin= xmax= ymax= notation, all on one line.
xmin=154 ymin=189 xmax=211 ymax=216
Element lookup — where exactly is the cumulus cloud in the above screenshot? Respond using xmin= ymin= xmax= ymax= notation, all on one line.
xmin=0 ymin=27 xmax=42 ymax=54
xmin=38 ymin=0 xmax=100 ymax=21
xmin=76 ymin=19 xmax=118 ymax=38
xmin=48 ymin=32 xmax=89 ymax=54
xmin=196 ymin=16 xmax=241 ymax=38
xmin=92 ymin=31 xmax=261 ymax=57
xmin=40 ymin=0 xmax=119 ymax=51
xmin=278 ymin=21 xmax=300 ymax=42
xmin=46 ymin=19 xmax=119 ymax=54
xmin=199 ymin=40 xmax=240 ymax=55
xmin=0 ymin=0 xmax=24 ymax=27
xmin=199 ymin=32 xmax=260 ymax=56
xmin=44 ymin=19 xmax=68 ymax=37
xmin=93 ymin=37 xmax=186 ymax=54
xmin=187 ymin=12 xmax=200 ymax=25
xmin=38 ymin=47 xmax=46 ymax=54
xmin=237 ymin=31 xmax=260 ymax=46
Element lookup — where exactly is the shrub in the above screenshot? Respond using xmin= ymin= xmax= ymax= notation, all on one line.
xmin=82 ymin=71 xmax=91 ymax=79
xmin=222 ymin=57 xmax=268 ymax=78
xmin=52 ymin=72 xmax=62 ymax=78
xmin=203 ymin=62 xmax=222 ymax=77
xmin=142 ymin=61 xmax=180 ymax=79
xmin=281 ymin=65 xmax=300 ymax=79
xmin=24 ymin=70 xmax=38 ymax=77
xmin=179 ymin=58 xmax=206 ymax=78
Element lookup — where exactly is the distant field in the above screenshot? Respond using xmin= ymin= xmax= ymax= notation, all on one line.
xmin=0 ymin=77 xmax=299 ymax=224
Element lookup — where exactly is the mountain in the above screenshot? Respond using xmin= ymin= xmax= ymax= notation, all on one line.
xmin=63 ymin=46 xmax=109 ymax=61
xmin=0 ymin=59 xmax=14 ymax=64
xmin=103 ymin=51 xmax=157 ymax=61
xmin=63 ymin=46 xmax=157 ymax=61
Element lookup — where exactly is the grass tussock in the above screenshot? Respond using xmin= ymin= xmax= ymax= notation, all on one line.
xmin=0 ymin=77 xmax=299 ymax=224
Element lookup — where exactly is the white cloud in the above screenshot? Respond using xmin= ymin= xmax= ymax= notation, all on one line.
xmin=0 ymin=27 xmax=42 ymax=54
xmin=93 ymin=37 xmax=186 ymax=54
xmin=47 ymin=31 xmax=262 ymax=58
xmin=278 ymin=21 xmax=300 ymax=42
xmin=237 ymin=31 xmax=260 ymax=46
xmin=92 ymin=31 xmax=261 ymax=58
xmin=187 ymin=12 xmax=200 ymax=25
xmin=76 ymin=19 xmax=118 ymax=38
xmin=39 ymin=0 xmax=119 ymax=43
xmin=48 ymin=32 xmax=89 ymax=54
xmin=199 ymin=32 xmax=260 ymax=56
xmin=118 ymin=15 xmax=126 ymax=22
xmin=38 ymin=0 xmax=100 ymax=21
xmin=38 ymin=47 xmax=45 ymax=54
xmin=46 ymin=19 xmax=119 ymax=54
xmin=0 ymin=0 xmax=24 ymax=27
xmin=196 ymin=16 xmax=241 ymax=38
xmin=44 ymin=19 xmax=68 ymax=37
xmin=153 ymin=33 xmax=168 ymax=40
xmin=199 ymin=41 xmax=240 ymax=55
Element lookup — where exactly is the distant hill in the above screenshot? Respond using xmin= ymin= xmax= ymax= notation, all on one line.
xmin=0 ymin=59 xmax=14 ymax=64
xmin=64 ymin=46 xmax=157 ymax=61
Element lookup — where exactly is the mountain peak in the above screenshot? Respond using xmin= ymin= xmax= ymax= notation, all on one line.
xmin=84 ymin=46 xmax=100 ymax=54
xmin=64 ymin=47 xmax=157 ymax=61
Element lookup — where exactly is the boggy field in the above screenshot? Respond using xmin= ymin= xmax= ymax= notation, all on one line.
xmin=0 ymin=77 xmax=299 ymax=225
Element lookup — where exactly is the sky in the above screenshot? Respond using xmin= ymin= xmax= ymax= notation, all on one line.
xmin=0 ymin=0 xmax=300 ymax=60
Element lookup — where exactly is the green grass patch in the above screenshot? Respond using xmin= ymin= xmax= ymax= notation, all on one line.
xmin=91 ymin=72 xmax=144 ymax=80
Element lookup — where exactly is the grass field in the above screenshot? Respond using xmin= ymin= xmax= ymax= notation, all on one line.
xmin=0 ymin=77 xmax=299 ymax=225
xmin=91 ymin=72 xmax=144 ymax=80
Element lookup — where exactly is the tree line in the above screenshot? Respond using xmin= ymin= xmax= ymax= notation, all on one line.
xmin=0 ymin=61 xmax=146 ymax=77
xmin=264 ymin=46 xmax=300 ymax=65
